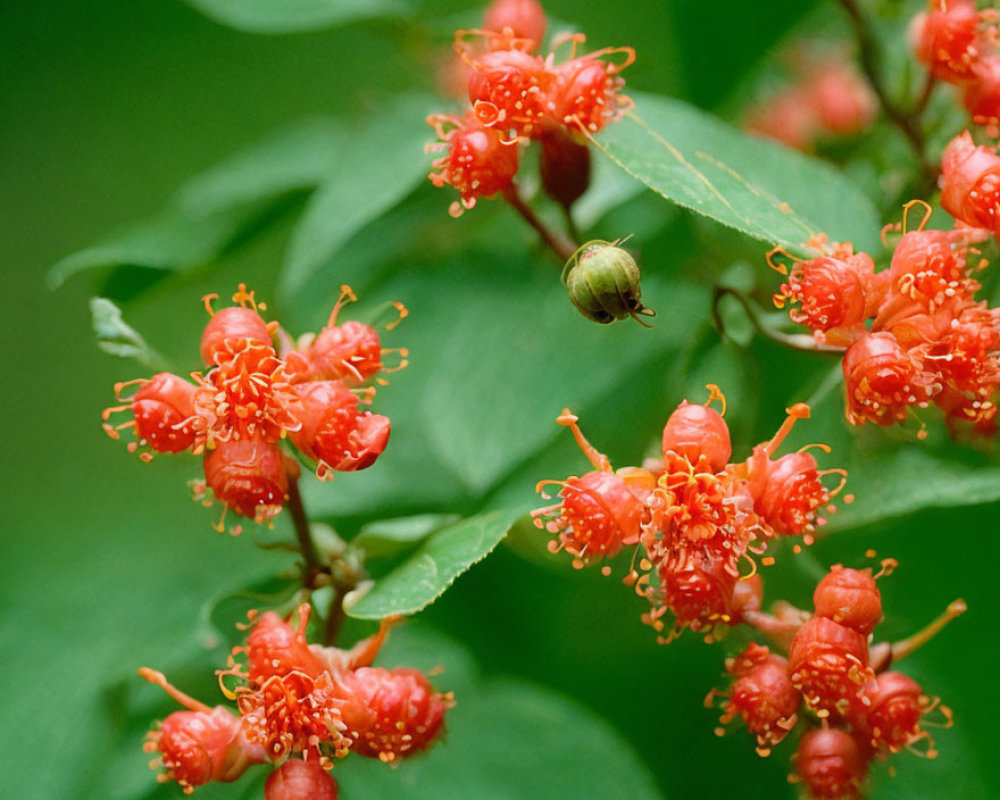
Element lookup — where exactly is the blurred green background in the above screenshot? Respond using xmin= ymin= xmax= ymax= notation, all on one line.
xmin=2 ymin=0 xmax=997 ymax=798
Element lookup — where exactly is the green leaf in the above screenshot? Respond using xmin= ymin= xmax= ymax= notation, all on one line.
xmin=345 ymin=509 xmax=523 ymax=619
xmin=352 ymin=513 xmax=460 ymax=560
xmin=89 ymin=297 xmax=163 ymax=367
xmin=50 ymin=117 xmax=348 ymax=291
xmin=593 ymin=92 xmax=882 ymax=255
xmin=342 ymin=677 xmax=666 ymax=800
xmin=279 ymin=94 xmax=436 ymax=299
xmin=179 ymin=117 xmax=345 ymax=217
xmin=48 ymin=204 xmax=250 ymax=289
xmin=182 ymin=0 xmax=409 ymax=34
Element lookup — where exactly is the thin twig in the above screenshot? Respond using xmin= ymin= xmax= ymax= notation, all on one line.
xmin=324 ymin=592 xmax=348 ymax=646
xmin=503 ymin=185 xmax=578 ymax=262
xmin=286 ymin=475 xmax=323 ymax=585
xmin=712 ymin=286 xmax=846 ymax=355
xmin=837 ymin=0 xmax=937 ymax=189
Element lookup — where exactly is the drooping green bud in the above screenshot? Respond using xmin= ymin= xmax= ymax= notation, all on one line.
xmin=564 ymin=240 xmax=655 ymax=325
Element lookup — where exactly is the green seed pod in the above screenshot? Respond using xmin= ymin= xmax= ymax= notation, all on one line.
xmin=564 ymin=240 xmax=656 ymax=325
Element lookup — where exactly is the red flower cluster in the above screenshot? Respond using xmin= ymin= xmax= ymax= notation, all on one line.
xmin=744 ymin=49 xmax=877 ymax=152
xmin=532 ymin=386 xmax=849 ymax=643
xmin=771 ymin=208 xmax=1000 ymax=435
xmin=141 ymin=604 xmax=451 ymax=796
xmin=911 ymin=0 xmax=1000 ymax=133
xmin=103 ymin=285 xmax=406 ymax=532
xmin=708 ymin=564 xmax=958 ymax=800
xmin=426 ymin=0 xmax=634 ymax=216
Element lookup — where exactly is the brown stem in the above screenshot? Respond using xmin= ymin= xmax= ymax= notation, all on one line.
xmin=503 ymin=185 xmax=578 ymax=262
xmin=712 ymin=286 xmax=846 ymax=355
xmin=837 ymin=0 xmax=937 ymax=188
xmin=912 ymin=72 xmax=938 ymax=118
xmin=286 ymin=475 xmax=322 ymax=585
xmin=324 ymin=593 xmax=348 ymax=646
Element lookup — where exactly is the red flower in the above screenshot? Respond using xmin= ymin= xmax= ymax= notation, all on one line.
xmin=102 ymin=372 xmax=197 ymax=459
xmin=265 ymin=759 xmax=339 ymax=800
xmin=714 ymin=643 xmax=800 ymax=754
xmin=913 ymin=0 xmax=989 ymax=84
xmin=139 ymin=668 xmax=266 ymax=795
xmin=202 ymin=440 xmax=289 ymax=527
xmin=788 ymin=616 xmax=872 ymax=716
xmin=426 ymin=111 xmax=521 ymax=216
xmin=483 ymin=0 xmax=546 ymax=51
xmin=345 ymin=667 xmax=452 ymax=763
xmin=812 ymin=565 xmax=882 ymax=635
xmin=940 ymin=131 xmax=1000 ymax=235
xmin=793 ymin=727 xmax=869 ymax=800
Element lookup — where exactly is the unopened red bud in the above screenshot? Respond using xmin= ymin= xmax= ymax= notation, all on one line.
xmin=913 ymin=0 xmax=985 ymax=84
xmin=131 ymin=373 xmax=196 ymax=453
xmin=308 ymin=320 xmax=382 ymax=385
xmin=483 ymin=0 xmax=546 ymax=50
xmin=940 ymin=130 xmax=1000 ymax=234
xmin=265 ymin=759 xmax=339 ymax=800
xmin=794 ymin=727 xmax=869 ymax=799
xmin=852 ymin=671 xmax=947 ymax=754
xmin=246 ymin=606 xmax=330 ymax=684
xmin=842 ymin=331 xmax=933 ymax=426
xmin=203 ymin=440 xmax=288 ymax=521
xmin=538 ymin=123 xmax=591 ymax=210
xmin=722 ymin=645 xmax=800 ymax=751
xmin=661 ymin=400 xmax=732 ymax=472
xmin=813 ymin=565 xmax=882 ymax=635
xmin=963 ymin=56 xmax=1000 ymax=132
xmin=564 ymin=241 xmax=655 ymax=325
xmin=659 ymin=547 xmax=738 ymax=632
xmin=288 ymin=381 xmax=391 ymax=478
xmin=348 ymin=667 xmax=450 ymax=763
xmin=200 ymin=306 xmax=272 ymax=366
xmin=789 ymin=616 xmax=871 ymax=715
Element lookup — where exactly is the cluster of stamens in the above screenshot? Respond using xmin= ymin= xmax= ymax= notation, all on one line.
xmin=770 ymin=201 xmax=1000 ymax=435
xmin=532 ymin=385 xmax=850 ymax=643
xmin=425 ymin=0 xmax=634 ymax=216
xmin=706 ymin=563 xmax=962 ymax=799
xmin=911 ymin=0 xmax=1000 ymax=134
xmin=141 ymin=604 xmax=452 ymax=796
xmin=102 ymin=284 xmax=407 ymax=532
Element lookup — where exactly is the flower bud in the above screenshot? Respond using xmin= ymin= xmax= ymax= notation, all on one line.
xmin=754 ymin=451 xmax=831 ymax=537
xmin=852 ymin=671 xmax=946 ymax=754
xmin=564 ymin=241 xmax=655 ymax=325
xmin=288 ymin=381 xmax=391 ymax=479
xmin=533 ymin=469 xmax=646 ymax=567
xmin=483 ymin=0 xmax=546 ymax=51
xmin=200 ymin=306 xmax=272 ymax=367
xmin=913 ymin=0 xmax=984 ymax=84
xmin=658 ymin=546 xmax=738 ymax=634
xmin=940 ymin=130 xmax=1000 ymax=234
xmin=789 ymin=616 xmax=871 ymax=715
xmin=265 ymin=759 xmax=339 ymax=800
xmin=347 ymin=667 xmax=451 ymax=763
xmin=203 ymin=440 xmax=288 ymax=522
xmin=794 ymin=727 xmax=869 ymax=799
xmin=661 ymin=400 xmax=732 ymax=472
xmin=842 ymin=331 xmax=934 ymax=426
xmin=721 ymin=644 xmax=800 ymax=752
xmin=813 ymin=565 xmax=882 ymax=635
xmin=963 ymin=55 xmax=1000 ymax=132
xmin=538 ymin=123 xmax=591 ymax=210
xmin=126 ymin=372 xmax=196 ymax=454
